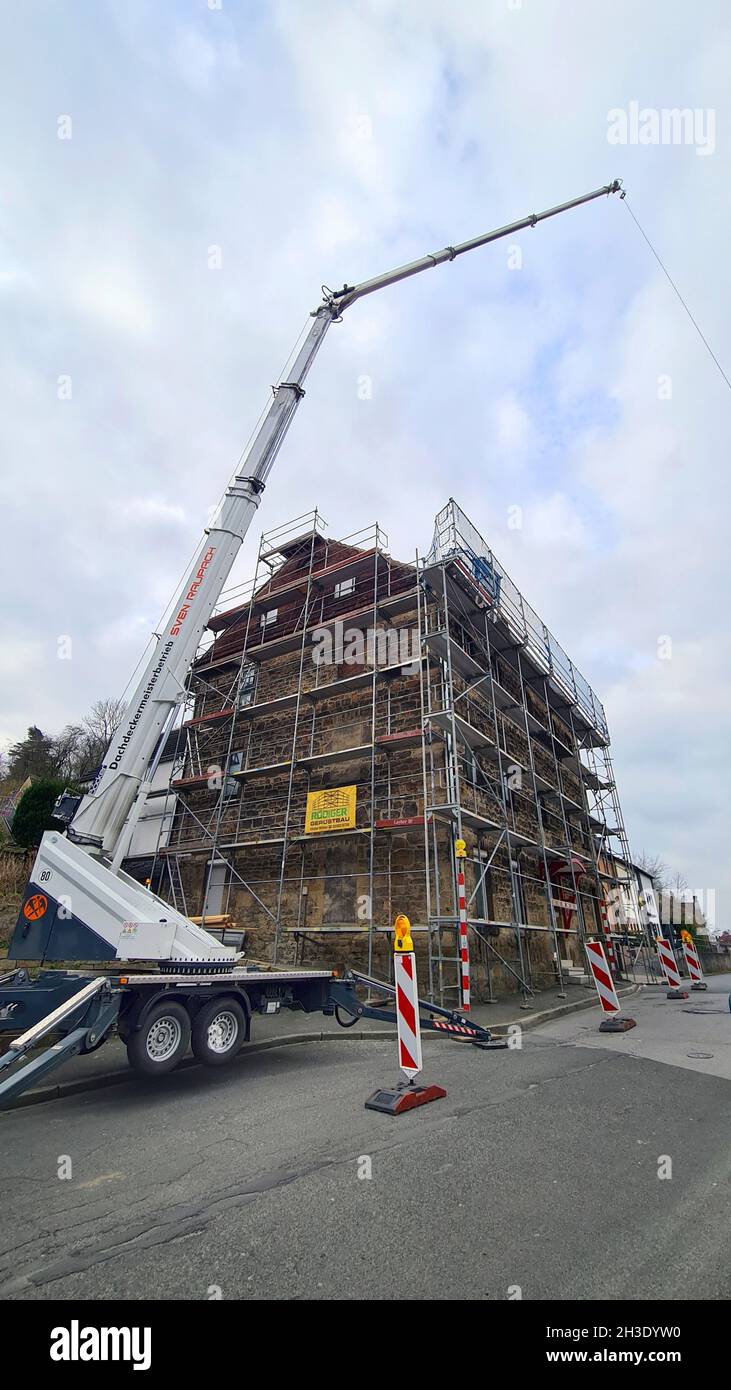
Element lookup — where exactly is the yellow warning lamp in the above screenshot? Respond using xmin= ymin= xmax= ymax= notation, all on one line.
xmin=455 ymin=839 xmax=467 ymax=859
xmin=394 ymin=913 xmax=414 ymax=953
xmin=680 ymin=928 xmax=693 ymax=945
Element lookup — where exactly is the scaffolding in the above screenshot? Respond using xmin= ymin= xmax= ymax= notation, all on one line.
xmin=155 ymin=510 xmax=421 ymax=969
xmin=149 ymin=501 xmax=653 ymax=1003
xmin=416 ymin=500 xmax=655 ymax=1002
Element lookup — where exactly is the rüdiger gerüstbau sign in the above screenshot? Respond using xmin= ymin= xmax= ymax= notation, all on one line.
xmin=305 ymin=785 xmax=357 ymax=834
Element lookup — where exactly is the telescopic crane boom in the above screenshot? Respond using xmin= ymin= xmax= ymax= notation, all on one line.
xmin=12 ymin=180 xmax=621 ymax=968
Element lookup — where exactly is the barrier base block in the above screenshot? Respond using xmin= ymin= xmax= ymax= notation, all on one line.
xmin=599 ymin=1015 xmax=636 ymax=1032
xmin=365 ymin=1081 xmax=447 ymax=1115
xmin=667 ymin=989 xmax=690 ymax=1000
xmin=691 ymin=982 xmax=708 ymax=991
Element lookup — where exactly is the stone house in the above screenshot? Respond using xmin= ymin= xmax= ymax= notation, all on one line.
xmin=148 ymin=503 xmax=636 ymax=1005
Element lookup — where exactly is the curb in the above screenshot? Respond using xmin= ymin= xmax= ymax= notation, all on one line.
xmin=489 ymin=984 xmax=641 ymax=1036
xmin=7 ymin=985 xmax=641 ymax=1111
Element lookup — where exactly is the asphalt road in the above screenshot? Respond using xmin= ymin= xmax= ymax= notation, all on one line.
xmin=1 ymin=976 xmax=729 ymax=1301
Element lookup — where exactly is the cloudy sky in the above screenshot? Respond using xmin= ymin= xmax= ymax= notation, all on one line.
xmin=1 ymin=0 xmax=729 ymax=922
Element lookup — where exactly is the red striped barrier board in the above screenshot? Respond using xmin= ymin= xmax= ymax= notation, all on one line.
xmin=586 ymin=940 xmax=620 ymax=1014
xmin=682 ymin=939 xmax=707 ymax=990
xmin=655 ymin=936 xmax=688 ymax=998
xmin=585 ymin=939 xmax=636 ymax=1032
xmin=394 ymin=950 xmax=422 ymax=1081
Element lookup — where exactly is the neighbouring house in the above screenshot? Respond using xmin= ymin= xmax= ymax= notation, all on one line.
xmin=0 ymin=777 xmax=32 ymax=836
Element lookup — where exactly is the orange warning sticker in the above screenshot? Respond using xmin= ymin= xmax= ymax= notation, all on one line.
xmin=23 ymin=893 xmax=48 ymax=921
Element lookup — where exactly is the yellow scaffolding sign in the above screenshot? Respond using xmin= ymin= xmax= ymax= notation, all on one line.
xmin=304 ymin=785 xmax=357 ymax=834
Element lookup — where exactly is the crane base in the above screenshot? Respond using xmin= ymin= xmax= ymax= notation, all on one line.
xmin=365 ymin=1081 xmax=447 ymax=1115
xmin=599 ymin=1016 xmax=636 ymax=1032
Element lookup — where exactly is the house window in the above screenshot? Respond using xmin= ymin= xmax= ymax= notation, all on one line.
xmin=204 ymin=860 xmax=229 ymax=916
xmin=466 ymin=748 xmax=479 ymax=788
xmin=511 ymin=859 xmax=526 ymax=925
xmin=260 ymin=607 xmax=278 ymax=630
xmin=237 ymin=662 xmax=257 ymax=709
xmin=334 ymin=577 xmax=355 ymax=600
xmin=473 ymin=856 xmax=495 ymax=923
xmin=223 ymin=751 xmax=243 ymax=800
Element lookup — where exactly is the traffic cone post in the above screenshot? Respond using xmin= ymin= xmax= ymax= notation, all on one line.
xmin=655 ymin=936 xmax=689 ymax=1000
xmin=365 ymin=915 xmax=447 ymax=1115
xmin=585 ymin=939 xmax=636 ymax=1032
xmin=682 ymin=937 xmax=707 ymax=992
xmin=454 ymin=838 xmax=471 ymax=1011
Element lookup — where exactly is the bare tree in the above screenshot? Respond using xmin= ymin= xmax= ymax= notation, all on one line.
xmin=2 ymin=700 xmax=127 ymax=792
xmin=78 ymin=698 xmax=127 ymax=776
xmin=53 ymin=724 xmax=85 ymax=781
xmin=84 ymin=697 xmax=127 ymax=747
xmin=634 ymin=850 xmax=669 ymax=891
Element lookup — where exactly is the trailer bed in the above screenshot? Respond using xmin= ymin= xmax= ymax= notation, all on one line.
xmin=116 ymin=969 xmax=335 ymax=985
xmin=0 ymin=963 xmax=504 ymax=1110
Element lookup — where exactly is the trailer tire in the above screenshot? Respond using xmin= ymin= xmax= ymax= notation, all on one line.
xmin=127 ymin=1001 xmax=191 ymax=1076
xmin=191 ymin=998 xmax=246 ymax=1067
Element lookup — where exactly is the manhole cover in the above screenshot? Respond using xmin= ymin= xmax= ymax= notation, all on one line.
xmin=686 ymin=1051 xmax=714 ymax=1059
xmin=682 ymin=1007 xmax=725 ymax=1015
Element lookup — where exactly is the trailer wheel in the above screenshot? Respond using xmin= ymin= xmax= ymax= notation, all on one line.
xmin=127 ymin=1001 xmax=191 ymax=1076
xmin=191 ymin=998 xmax=246 ymax=1067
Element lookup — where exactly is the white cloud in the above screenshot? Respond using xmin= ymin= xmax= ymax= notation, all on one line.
xmin=0 ymin=268 xmax=33 ymax=292
xmin=171 ymin=27 xmax=218 ymax=93
xmin=494 ymin=395 xmax=531 ymax=452
xmin=75 ymin=269 xmax=155 ymax=337
xmin=120 ymin=498 xmax=187 ymax=528
xmin=526 ymin=494 xmax=590 ymax=552
xmin=312 ymin=196 xmax=362 ymax=253
xmin=0 ymin=639 xmax=43 ymax=680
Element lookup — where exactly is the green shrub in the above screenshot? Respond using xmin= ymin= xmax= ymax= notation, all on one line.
xmin=10 ymin=779 xmax=68 ymax=848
